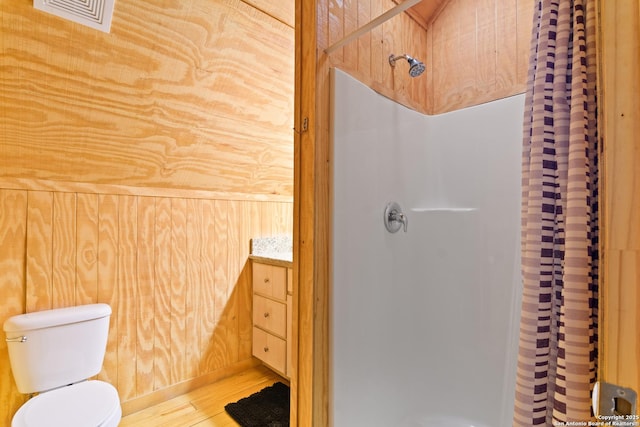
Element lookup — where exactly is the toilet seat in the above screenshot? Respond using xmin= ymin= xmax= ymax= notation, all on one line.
xmin=12 ymin=380 xmax=121 ymax=427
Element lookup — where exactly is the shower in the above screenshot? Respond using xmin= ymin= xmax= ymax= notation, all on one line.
xmin=389 ymin=53 xmax=425 ymax=77
xmin=331 ymin=68 xmax=524 ymax=426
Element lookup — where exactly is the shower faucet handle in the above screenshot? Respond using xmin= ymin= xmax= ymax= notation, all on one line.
xmin=384 ymin=202 xmax=408 ymax=233
xmin=396 ymin=212 xmax=408 ymax=232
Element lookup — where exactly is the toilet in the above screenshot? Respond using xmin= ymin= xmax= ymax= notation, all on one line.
xmin=3 ymin=303 xmax=122 ymax=427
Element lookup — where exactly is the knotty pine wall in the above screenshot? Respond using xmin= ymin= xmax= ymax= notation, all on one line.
xmin=0 ymin=0 xmax=294 ymax=423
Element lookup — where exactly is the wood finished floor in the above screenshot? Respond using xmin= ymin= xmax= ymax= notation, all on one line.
xmin=119 ymin=365 xmax=285 ymax=426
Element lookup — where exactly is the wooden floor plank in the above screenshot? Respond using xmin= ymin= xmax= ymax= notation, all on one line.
xmin=120 ymin=365 xmax=286 ymax=427
xmin=192 ymin=412 xmax=239 ymax=427
xmin=120 ymin=367 xmax=272 ymax=425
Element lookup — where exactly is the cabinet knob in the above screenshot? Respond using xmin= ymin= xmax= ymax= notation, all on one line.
xmin=264 ymin=346 xmax=269 ymax=353
xmin=264 ymin=312 xmax=270 ymax=318
xmin=264 ymin=277 xmax=270 ymax=283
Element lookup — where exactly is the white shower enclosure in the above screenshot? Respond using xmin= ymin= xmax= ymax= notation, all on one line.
xmin=330 ymin=68 xmax=524 ymax=427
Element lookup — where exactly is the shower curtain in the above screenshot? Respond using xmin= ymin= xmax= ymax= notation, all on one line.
xmin=513 ymin=0 xmax=598 ymax=425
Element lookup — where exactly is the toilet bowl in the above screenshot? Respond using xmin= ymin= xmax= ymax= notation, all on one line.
xmin=4 ymin=304 xmax=122 ymax=427
xmin=11 ymin=381 xmax=121 ymax=427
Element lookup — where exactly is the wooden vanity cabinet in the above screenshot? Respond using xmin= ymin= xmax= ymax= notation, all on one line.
xmin=252 ymin=261 xmax=292 ymax=378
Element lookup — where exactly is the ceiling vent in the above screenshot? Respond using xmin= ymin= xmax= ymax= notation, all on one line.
xmin=34 ymin=0 xmax=116 ymax=33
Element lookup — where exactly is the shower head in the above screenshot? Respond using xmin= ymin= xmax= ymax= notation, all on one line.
xmin=389 ymin=54 xmax=425 ymax=77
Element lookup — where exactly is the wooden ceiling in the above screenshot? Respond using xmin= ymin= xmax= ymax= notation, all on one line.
xmin=398 ymin=0 xmax=451 ymax=29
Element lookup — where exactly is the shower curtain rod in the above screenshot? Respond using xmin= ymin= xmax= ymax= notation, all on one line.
xmin=325 ymin=0 xmax=422 ymax=54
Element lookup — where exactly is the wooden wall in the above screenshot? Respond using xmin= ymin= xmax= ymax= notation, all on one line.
xmin=599 ymin=0 xmax=640 ymax=403
xmin=427 ymin=0 xmax=533 ymax=113
xmin=0 ymin=0 xmax=294 ymax=195
xmin=0 ymin=184 xmax=293 ymax=422
xmin=0 ymin=0 xmax=294 ymax=424
xmin=295 ymin=0 xmax=534 ymax=424
xmin=320 ymin=0 xmax=534 ymax=115
xmin=321 ymin=0 xmax=429 ymax=113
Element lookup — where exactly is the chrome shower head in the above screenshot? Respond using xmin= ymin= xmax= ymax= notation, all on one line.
xmin=389 ymin=54 xmax=425 ymax=77
xmin=407 ymin=57 xmax=426 ymax=77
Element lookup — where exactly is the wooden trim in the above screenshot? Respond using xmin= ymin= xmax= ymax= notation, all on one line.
xmin=598 ymin=0 xmax=640 ymax=393
xmin=0 ymin=178 xmax=293 ymax=203
xmin=294 ymin=0 xmax=331 ymax=423
xmin=120 ymin=359 xmax=260 ymax=416
xmin=290 ymin=1 xmax=303 ymax=426
xmin=296 ymin=0 xmax=314 ymax=419
xmin=119 ymin=365 xmax=285 ymax=425
xmin=596 ymin=0 xmax=606 ymax=387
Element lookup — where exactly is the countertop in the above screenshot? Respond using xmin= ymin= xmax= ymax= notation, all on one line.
xmin=250 ymin=236 xmax=292 ymax=268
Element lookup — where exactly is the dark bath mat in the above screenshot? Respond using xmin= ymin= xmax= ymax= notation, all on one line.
xmin=224 ymin=381 xmax=290 ymax=427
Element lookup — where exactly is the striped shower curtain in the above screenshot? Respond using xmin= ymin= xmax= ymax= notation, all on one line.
xmin=513 ymin=0 xmax=599 ymax=425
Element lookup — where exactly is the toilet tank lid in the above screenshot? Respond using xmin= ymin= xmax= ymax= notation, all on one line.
xmin=3 ymin=304 xmax=111 ymax=333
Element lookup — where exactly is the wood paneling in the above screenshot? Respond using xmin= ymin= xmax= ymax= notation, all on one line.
xmin=394 ymin=0 xmax=450 ymax=29
xmin=77 ymin=193 xmax=100 ymax=304
xmin=134 ymin=196 xmax=155 ymax=396
xmin=25 ymin=191 xmax=54 ymax=312
xmin=0 ymin=0 xmax=294 ymax=196
xmin=98 ymin=194 xmax=120 ymax=388
xmin=0 ymin=183 xmax=293 ymax=425
xmin=117 ymin=195 xmax=139 ymax=400
xmin=320 ymin=0 xmax=533 ymax=115
xmin=0 ymin=0 xmax=295 ymax=423
xmin=0 ymin=190 xmax=28 ymax=421
xmin=599 ymin=0 xmax=640 ymax=401
xmin=428 ymin=0 xmax=533 ymax=113
xmin=323 ymin=0 xmax=430 ymax=113
xmin=52 ymin=192 xmax=77 ymax=307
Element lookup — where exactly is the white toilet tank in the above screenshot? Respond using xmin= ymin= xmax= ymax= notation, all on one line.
xmin=3 ymin=303 xmax=112 ymax=394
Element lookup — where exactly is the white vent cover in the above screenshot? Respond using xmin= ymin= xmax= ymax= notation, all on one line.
xmin=34 ymin=0 xmax=116 ymax=33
